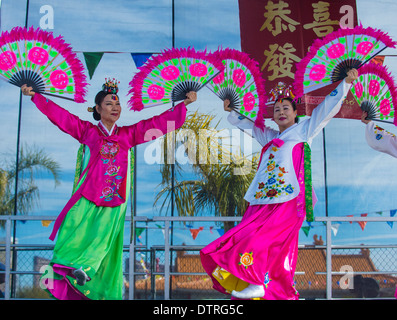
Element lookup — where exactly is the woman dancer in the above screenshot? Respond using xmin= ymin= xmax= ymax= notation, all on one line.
xmin=361 ymin=111 xmax=397 ymax=300
xmin=200 ymin=69 xmax=358 ymax=300
xmin=21 ymin=80 xmax=197 ymax=300
xmin=361 ymin=111 xmax=397 ymax=157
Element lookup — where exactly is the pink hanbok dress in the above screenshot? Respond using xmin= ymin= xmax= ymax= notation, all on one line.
xmin=32 ymin=93 xmax=187 ymax=300
xmin=201 ymin=80 xmax=350 ymax=300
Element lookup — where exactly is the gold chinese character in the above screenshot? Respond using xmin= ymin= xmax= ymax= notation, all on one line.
xmin=260 ymin=0 xmax=300 ymax=36
xmin=261 ymin=43 xmax=301 ymax=81
xmin=303 ymin=1 xmax=339 ymax=37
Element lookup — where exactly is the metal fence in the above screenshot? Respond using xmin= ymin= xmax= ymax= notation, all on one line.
xmin=1 ymin=215 xmax=397 ymax=300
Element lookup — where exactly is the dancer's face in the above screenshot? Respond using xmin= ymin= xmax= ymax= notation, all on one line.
xmin=96 ymin=94 xmax=121 ymax=125
xmin=273 ymin=99 xmax=297 ymax=133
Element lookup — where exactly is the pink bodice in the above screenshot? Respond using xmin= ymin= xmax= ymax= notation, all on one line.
xmin=31 ymin=93 xmax=187 ymax=240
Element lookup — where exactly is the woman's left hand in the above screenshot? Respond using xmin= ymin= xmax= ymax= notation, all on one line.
xmin=345 ymin=68 xmax=358 ymax=84
xmin=184 ymin=91 xmax=197 ymax=106
xmin=361 ymin=111 xmax=371 ymax=124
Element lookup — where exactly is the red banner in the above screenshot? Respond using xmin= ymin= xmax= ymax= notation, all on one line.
xmin=238 ymin=0 xmax=360 ymax=119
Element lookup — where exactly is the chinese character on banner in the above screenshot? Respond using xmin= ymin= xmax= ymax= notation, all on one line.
xmin=262 ymin=43 xmax=301 ymax=81
xmin=238 ymin=0 xmax=359 ymax=119
xmin=303 ymin=1 xmax=340 ymax=37
xmin=260 ymin=1 xmax=300 ymax=36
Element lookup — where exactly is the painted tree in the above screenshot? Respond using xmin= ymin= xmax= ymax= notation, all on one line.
xmin=155 ymin=111 xmax=258 ymax=232
xmin=0 ymin=144 xmax=60 ymax=228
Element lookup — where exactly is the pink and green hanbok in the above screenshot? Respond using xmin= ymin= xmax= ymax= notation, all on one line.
xmin=34 ymin=93 xmax=187 ymax=300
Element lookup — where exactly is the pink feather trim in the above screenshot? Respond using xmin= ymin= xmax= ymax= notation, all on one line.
xmin=128 ymin=47 xmax=225 ymax=111
xmin=211 ymin=48 xmax=268 ymax=130
xmin=0 ymin=26 xmax=88 ymax=103
xmin=294 ymin=25 xmax=397 ymax=99
xmin=357 ymin=63 xmax=397 ymax=126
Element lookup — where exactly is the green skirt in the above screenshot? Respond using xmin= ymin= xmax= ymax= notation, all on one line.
xmin=40 ymin=146 xmax=130 ymax=300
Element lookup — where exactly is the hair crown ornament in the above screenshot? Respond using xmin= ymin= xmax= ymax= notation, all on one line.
xmin=268 ymin=82 xmax=295 ymax=104
xmin=87 ymin=78 xmax=121 ymax=113
xmin=103 ymin=78 xmax=120 ymax=95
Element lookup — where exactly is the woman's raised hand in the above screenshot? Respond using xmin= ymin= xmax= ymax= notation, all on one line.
xmin=361 ymin=111 xmax=371 ymax=124
xmin=223 ymin=99 xmax=233 ymax=112
xmin=184 ymin=91 xmax=197 ymax=106
xmin=345 ymin=68 xmax=358 ymax=84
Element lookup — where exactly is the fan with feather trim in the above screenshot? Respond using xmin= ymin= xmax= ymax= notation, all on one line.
xmin=0 ymin=26 xmax=88 ymax=102
xmin=294 ymin=25 xmax=397 ymax=98
xmin=206 ymin=48 xmax=268 ymax=129
xmin=350 ymin=63 xmax=397 ymax=125
xmin=128 ymin=47 xmax=224 ymax=111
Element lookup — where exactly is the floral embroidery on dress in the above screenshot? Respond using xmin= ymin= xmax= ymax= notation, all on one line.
xmin=374 ymin=125 xmax=395 ymax=140
xmin=256 ymin=147 xmax=294 ymax=199
xmin=264 ymin=272 xmax=272 ymax=288
xmin=99 ymin=140 xmax=123 ymax=202
xmin=239 ymin=252 xmax=253 ymax=269
xmin=100 ymin=141 xmax=120 ymax=158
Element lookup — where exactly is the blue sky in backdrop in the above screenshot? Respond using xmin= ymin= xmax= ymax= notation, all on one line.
xmin=0 ymin=0 xmax=396 ymax=258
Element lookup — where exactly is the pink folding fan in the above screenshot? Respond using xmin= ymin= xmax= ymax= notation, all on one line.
xmin=0 ymin=26 xmax=88 ymax=102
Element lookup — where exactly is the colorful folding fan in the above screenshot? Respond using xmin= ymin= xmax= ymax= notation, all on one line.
xmin=350 ymin=63 xmax=397 ymax=125
xmin=206 ymin=48 xmax=267 ymax=128
xmin=0 ymin=26 xmax=88 ymax=102
xmin=128 ymin=47 xmax=225 ymax=111
xmin=294 ymin=25 xmax=397 ymax=98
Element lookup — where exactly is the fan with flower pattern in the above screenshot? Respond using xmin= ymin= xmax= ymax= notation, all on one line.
xmin=351 ymin=63 xmax=397 ymax=125
xmin=0 ymin=26 xmax=88 ymax=102
xmin=206 ymin=48 xmax=267 ymax=128
xmin=294 ymin=25 xmax=397 ymax=98
xmin=128 ymin=47 xmax=225 ymax=111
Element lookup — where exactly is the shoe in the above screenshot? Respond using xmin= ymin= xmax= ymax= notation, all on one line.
xmin=73 ymin=267 xmax=90 ymax=286
xmin=231 ymin=284 xmax=265 ymax=299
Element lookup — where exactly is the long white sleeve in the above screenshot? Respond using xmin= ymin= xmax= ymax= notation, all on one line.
xmin=365 ymin=121 xmax=397 ymax=158
xmin=302 ymin=79 xmax=351 ymax=144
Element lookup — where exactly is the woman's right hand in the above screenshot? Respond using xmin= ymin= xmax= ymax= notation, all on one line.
xmin=224 ymin=99 xmax=233 ymax=112
xmin=21 ymin=84 xmax=35 ymax=97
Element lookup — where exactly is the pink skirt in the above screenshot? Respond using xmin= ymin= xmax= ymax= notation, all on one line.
xmin=200 ymin=199 xmax=304 ymax=300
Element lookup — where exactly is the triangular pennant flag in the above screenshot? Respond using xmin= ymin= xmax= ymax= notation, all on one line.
xmin=209 ymin=226 xmax=213 ymax=234
xmin=347 ymin=215 xmax=354 ymax=224
xmin=388 ymin=209 xmax=397 ymax=228
xmin=41 ymin=220 xmax=52 ymax=227
xmin=301 ymin=226 xmax=311 ymax=237
xmin=217 ymin=228 xmax=224 ymax=236
xmin=83 ymin=52 xmax=104 ymax=79
xmin=331 ymin=222 xmax=341 ymax=236
xmin=135 ymin=227 xmax=145 ymax=237
xmin=358 ymin=214 xmax=368 ymax=231
xmin=131 ymin=53 xmax=153 ymax=68
xmin=376 ymin=211 xmax=383 ymax=215
xmin=190 ymin=227 xmax=204 ymax=240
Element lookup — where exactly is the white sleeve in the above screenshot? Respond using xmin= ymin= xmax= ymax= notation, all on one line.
xmin=227 ymin=110 xmax=278 ymax=146
xmin=303 ymin=79 xmax=351 ymax=144
xmin=365 ymin=121 xmax=397 ymax=158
